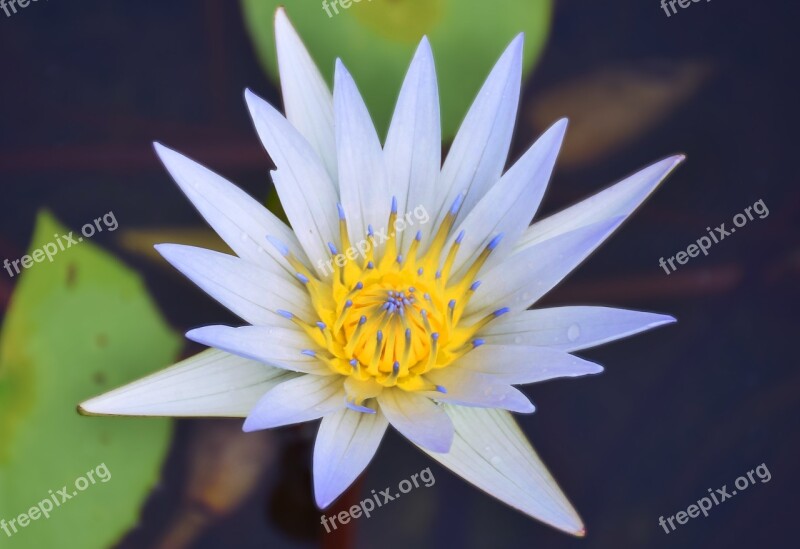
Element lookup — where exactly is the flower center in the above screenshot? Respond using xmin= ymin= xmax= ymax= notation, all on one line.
xmin=271 ymin=196 xmax=508 ymax=409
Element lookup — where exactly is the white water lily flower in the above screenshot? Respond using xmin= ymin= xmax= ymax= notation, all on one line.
xmin=80 ymin=8 xmax=683 ymax=536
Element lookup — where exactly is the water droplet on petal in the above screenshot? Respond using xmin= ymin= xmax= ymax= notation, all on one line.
xmin=567 ymin=323 xmax=581 ymax=342
xmin=513 ymin=335 xmax=523 ymax=344
xmin=490 ymin=456 xmax=503 ymax=467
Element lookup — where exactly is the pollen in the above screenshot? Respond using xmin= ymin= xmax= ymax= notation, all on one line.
xmin=269 ymin=195 xmax=507 ymax=408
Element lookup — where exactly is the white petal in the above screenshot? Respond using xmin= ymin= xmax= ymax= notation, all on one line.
xmin=313 ymin=407 xmax=388 ymax=508
xmin=515 ymin=156 xmax=685 ymax=251
xmin=434 ymin=34 xmax=523 ymax=227
xmin=274 ymin=7 xmax=337 ymax=182
xmin=377 ymin=389 xmax=453 ymax=453
xmin=154 ymin=143 xmax=305 ymax=272
xmin=186 ymin=325 xmax=331 ymax=376
xmin=78 ymin=349 xmax=296 ymax=417
xmin=245 ymin=89 xmax=339 ymax=273
xmin=450 ymin=119 xmax=567 ymax=277
xmin=465 ymin=217 xmax=623 ymax=318
xmin=421 ymin=369 xmax=535 ymax=414
xmin=421 ymin=405 xmax=585 ymax=536
xmin=334 ymin=59 xmax=391 ymax=250
xmin=243 ymin=374 xmax=345 ymax=431
xmin=481 ymin=307 xmax=676 ymax=352
xmin=383 ymin=37 xmax=441 ymax=253
xmin=155 ymin=244 xmax=312 ymax=326
xmin=454 ymin=345 xmax=603 ymax=385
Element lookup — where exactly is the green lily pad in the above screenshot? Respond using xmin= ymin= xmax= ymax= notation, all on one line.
xmin=0 ymin=211 xmax=180 ymax=548
xmin=241 ymin=0 xmax=551 ymax=140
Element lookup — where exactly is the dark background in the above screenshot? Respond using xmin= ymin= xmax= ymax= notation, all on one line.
xmin=1 ymin=0 xmax=797 ymax=548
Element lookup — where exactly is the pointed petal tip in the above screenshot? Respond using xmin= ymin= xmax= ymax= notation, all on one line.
xmin=152 ymin=141 xmax=178 ymax=164
xmin=416 ymin=35 xmax=432 ymax=53
xmin=543 ymin=117 xmax=569 ymax=142
xmin=76 ymin=403 xmax=93 ymax=416
xmin=76 ymin=398 xmax=115 ymax=417
xmin=185 ymin=326 xmax=210 ymax=345
xmin=663 ymin=153 xmax=686 ymax=171
xmin=243 ymin=87 xmax=266 ymax=109
xmin=658 ymin=314 xmax=678 ymax=325
xmin=242 ymin=416 xmax=261 ymax=433
xmin=314 ymin=490 xmax=336 ymax=510
xmin=314 ymin=472 xmax=348 ymax=509
xmin=514 ymin=400 xmax=536 ymax=414
xmin=152 ymin=242 xmax=175 ymax=255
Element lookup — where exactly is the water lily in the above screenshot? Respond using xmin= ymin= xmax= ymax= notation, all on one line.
xmin=80 ymin=8 xmax=682 ymax=536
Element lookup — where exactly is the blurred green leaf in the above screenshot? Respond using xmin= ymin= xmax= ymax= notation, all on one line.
xmin=0 ymin=211 xmax=180 ymax=548
xmin=241 ymin=0 xmax=551 ymax=140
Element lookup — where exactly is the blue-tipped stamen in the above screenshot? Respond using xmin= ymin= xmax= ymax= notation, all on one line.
xmin=493 ymin=307 xmax=510 ymax=317
xmin=301 ymin=349 xmax=316 ymax=357
xmin=265 ymin=235 xmax=289 ymax=256
xmin=473 ymin=338 xmax=485 ymax=347
xmin=328 ymin=242 xmax=339 ymax=255
xmin=470 ymin=280 xmax=482 ymax=291
xmin=277 ymin=309 xmax=293 ymax=319
xmin=435 ymin=385 xmax=448 ymax=394
xmin=346 ymin=400 xmax=376 ymax=414
xmin=455 ymin=230 xmax=465 ymax=244
xmin=296 ymin=272 xmax=310 ymax=284
xmin=449 ymin=193 xmax=464 ymax=215
xmin=488 ymin=233 xmax=505 ymax=251
xmin=337 ymin=202 xmax=346 ymax=220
